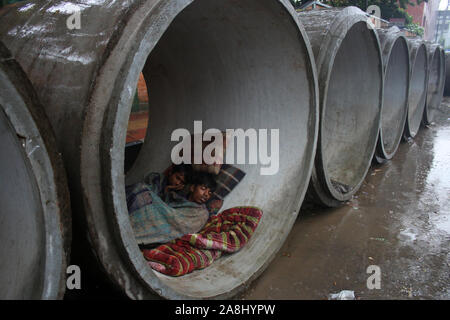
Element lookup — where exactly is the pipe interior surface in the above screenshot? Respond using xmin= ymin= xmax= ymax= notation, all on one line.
xmin=407 ymin=42 xmax=427 ymax=138
xmin=438 ymin=48 xmax=446 ymax=104
xmin=321 ymin=22 xmax=381 ymax=196
xmin=0 ymin=106 xmax=45 ymax=299
xmin=445 ymin=52 xmax=450 ymax=96
xmin=0 ymin=43 xmax=69 ymax=299
xmin=380 ymin=37 xmax=409 ymax=157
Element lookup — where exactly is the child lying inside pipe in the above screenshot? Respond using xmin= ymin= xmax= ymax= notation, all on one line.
xmin=126 ymin=169 xmax=217 ymax=246
xmin=129 ymin=163 xmax=263 ymax=277
xmin=145 ymin=164 xmax=192 ymax=200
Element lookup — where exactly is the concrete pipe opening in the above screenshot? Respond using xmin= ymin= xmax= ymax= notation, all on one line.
xmin=424 ymin=44 xmax=444 ymax=125
xmin=113 ymin=0 xmax=318 ymax=299
xmin=298 ymin=7 xmax=382 ymax=206
xmin=0 ymin=43 xmax=70 ymax=299
xmin=405 ymin=39 xmax=427 ymax=138
xmin=375 ymin=28 xmax=409 ymax=162
xmin=0 ymin=0 xmax=318 ymax=299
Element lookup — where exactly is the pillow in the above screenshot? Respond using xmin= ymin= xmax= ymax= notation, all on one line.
xmin=206 ymin=164 xmax=246 ymax=216
xmin=190 ymin=131 xmax=230 ymax=175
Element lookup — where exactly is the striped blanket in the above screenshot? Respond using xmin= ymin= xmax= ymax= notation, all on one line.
xmin=142 ymin=206 xmax=263 ymax=276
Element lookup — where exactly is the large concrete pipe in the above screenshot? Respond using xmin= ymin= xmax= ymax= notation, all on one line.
xmin=0 ymin=42 xmax=70 ymax=299
xmin=298 ymin=7 xmax=383 ymax=207
xmin=423 ymin=42 xmax=444 ymax=125
xmin=374 ymin=27 xmax=409 ymax=163
xmin=404 ymin=38 xmax=428 ymax=138
xmin=0 ymin=0 xmax=319 ymax=299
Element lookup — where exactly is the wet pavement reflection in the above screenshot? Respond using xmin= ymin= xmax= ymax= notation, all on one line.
xmin=241 ymin=99 xmax=450 ymax=300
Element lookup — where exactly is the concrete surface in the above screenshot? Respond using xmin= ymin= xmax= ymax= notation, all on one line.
xmin=445 ymin=52 xmax=450 ymax=96
xmin=298 ymin=7 xmax=383 ymax=206
xmin=240 ymin=99 xmax=450 ymax=300
xmin=0 ymin=42 xmax=70 ymax=299
xmin=424 ymin=43 xmax=444 ymax=125
xmin=405 ymin=38 xmax=428 ymax=139
xmin=375 ymin=27 xmax=409 ymax=162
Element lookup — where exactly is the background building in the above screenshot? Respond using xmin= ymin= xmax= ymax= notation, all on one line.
xmin=403 ymin=0 xmax=440 ymax=40
xmin=435 ymin=2 xmax=450 ymax=49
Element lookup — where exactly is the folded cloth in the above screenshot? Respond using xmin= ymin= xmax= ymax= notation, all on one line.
xmin=142 ymin=206 xmax=263 ymax=276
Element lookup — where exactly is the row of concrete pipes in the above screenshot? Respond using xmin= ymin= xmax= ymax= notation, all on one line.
xmin=0 ymin=1 xmax=446 ymax=299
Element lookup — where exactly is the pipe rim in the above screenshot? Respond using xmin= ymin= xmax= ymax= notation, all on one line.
xmin=438 ymin=47 xmax=446 ymax=107
xmin=0 ymin=44 xmax=70 ymax=299
xmin=81 ymin=0 xmax=319 ymax=299
xmin=376 ymin=33 xmax=409 ymax=161
xmin=425 ymin=45 xmax=442 ymax=124
xmin=405 ymin=41 xmax=428 ymax=138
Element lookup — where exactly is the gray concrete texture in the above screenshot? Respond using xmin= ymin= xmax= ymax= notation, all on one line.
xmin=445 ymin=52 xmax=450 ymax=96
xmin=405 ymin=37 xmax=428 ymax=139
xmin=0 ymin=42 xmax=70 ymax=299
xmin=299 ymin=7 xmax=383 ymax=207
xmin=374 ymin=27 xmax=409 ymax=163
xmin=0 ymin=1 xmax=446 ymax=300
xmin=424 ymin=42 xmax=445 ymax=125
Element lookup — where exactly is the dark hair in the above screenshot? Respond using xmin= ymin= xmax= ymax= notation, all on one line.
xmin=191 ymin=172 xmax=217 ymax=192
xmin=171 ymin=164 xmax=193 ymax=182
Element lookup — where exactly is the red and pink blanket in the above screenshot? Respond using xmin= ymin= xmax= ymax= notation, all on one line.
xmin=142 ymin=206 xmax=263 ymax=276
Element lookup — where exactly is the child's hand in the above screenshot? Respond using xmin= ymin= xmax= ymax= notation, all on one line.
xmin=165 ymin=184 xmax=185 ymax=194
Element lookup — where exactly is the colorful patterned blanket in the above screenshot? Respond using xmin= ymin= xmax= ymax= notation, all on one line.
xmin=142 ymin=206 xmax=263 ymax=276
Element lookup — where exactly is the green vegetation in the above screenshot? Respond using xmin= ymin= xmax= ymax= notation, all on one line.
xmin=405 ymin=22 xmax=425 ymax=36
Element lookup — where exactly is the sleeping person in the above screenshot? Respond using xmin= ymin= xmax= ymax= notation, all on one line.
xmin=134 ymin=164 xmax=192 ymax=201
xmin=126 ymin=169 xmax=217 ymax=246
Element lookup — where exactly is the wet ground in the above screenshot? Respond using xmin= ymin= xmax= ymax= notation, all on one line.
xmin=240 ymin=99 xmax=450 ymax=300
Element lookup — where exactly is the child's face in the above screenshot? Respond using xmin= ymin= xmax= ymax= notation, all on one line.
xmin=189 ymin=184 xmax=212 ymax=204
xmin=168 ymin=171 xmax=185 ymax=187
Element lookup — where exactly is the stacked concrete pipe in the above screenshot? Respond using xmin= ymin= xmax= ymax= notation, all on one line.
xmin=438 ymin=47 xmax=446 ymax=110
xmin=0 ymin=42 xmax=71 ymax=299
xmin=374 ymin=27 xmax=409 ymax=163
xmin=423 ymin=42 xmax=445 ymax=125
xmin=439 ymin=47 xmax=446 ymax=100
xmin=0 ymin=0 xmax=319 ymax=299
xmin=404 ymin=38 xmax=428 ymax=138
xmin=445 ymin=52 xmax=450 ymax=96
xmin=298 ymin=7 xmax=383 ymax=207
